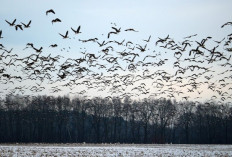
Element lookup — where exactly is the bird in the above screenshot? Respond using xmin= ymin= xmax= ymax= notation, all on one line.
xmin=59 ymin=31 xmax=69 ymax=39
xmin=184 ymin=34 xmax=197 ymax=39
xmin=49 ymin=44 xmax=58 ymax=48
xmin=221 ymin=22 xmax=232 ymax=28
xmin=71 ymin=26 xmax=81 ymax=34
xmin=108 ymin=27 xmax=121 ymax=38
xmin=112 ymin=27 xmax=121 ymax=33
xmin=21 ymin=20 xmax=31 ymax=28
xmin=4 ymin=48 xmax=13 ymax=53
xmin=0 ymin=30 xmax=3 ymax=39
xmin=33 ymin=46 xmax=43 ymax=53
xmin=143 ymin=35 xmax=151 ymax=42
xmin=5 ymin=19 xmax=16 ymax=26
xmin=156 ymin=35 xmax=170 ymax=45
xmin=51 ymin=18 xmax=61 ymax=24
xmin=125 ymin=28 xmax=138 ymax=32
xmin=136 ymin=44 xmax=147 ymax=52
xmin=15 ymin=24 xmax=23 ymax=31
xmin=46 ymin=9 xmax=55 ymax=15
xmin=108 ymin=31 xmax=117 ymax=38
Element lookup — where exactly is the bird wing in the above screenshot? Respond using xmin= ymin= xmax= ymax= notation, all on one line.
xmin=65 ymin=31 xmax=68 ymax=37
xmin=5 ymin=20 xmax=11 ymax=25
xmin=107 ymin=32 xmax=111 ymax=38
xmin=51 ymin=10 xmax=55 ymax=14
xmin=12 ymin=19 xmax=16 ymax=25
xmin=77 ymin=26 xmax=81 ymax=33
xmin=19 ymin=25 xmax=23 ymax=30
xmin=71 ymin=27 xmax=76 ymax=33
xmin=28 ymin=20 xmax=31 ymax=26
xmin=21 ymin=22 xmax=26 ymax=27
xmin=59 ymin=33 xmax=65 ymax=38
xmin=112 ymin=27 xmax=118 ymax=32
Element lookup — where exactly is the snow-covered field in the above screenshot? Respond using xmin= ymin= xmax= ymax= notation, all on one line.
xmin=0 ymin=144 xmax=232 ymax=157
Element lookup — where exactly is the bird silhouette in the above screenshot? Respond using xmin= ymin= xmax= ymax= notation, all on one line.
xmin=46 ymin=9 xmax=55 ymax=15
xmin=125 ymin=28 xmax=138 ymax=32
xmin=5 ymin=19 xmax=16 ymax=26
xmin=221 ymin=22 xmax=232 ymax=28
xmin=71 ymin=26 xmax=81 ymax=34
xmin=51 ymin=18 xmax=61 ymax=24
xmin=49 ymin=44 xmax=58 ymax=48
xmin=143 ymin=35 xmax=151 ymax=42
xmin=33 ymin=46 xmax=43 ymax=53
xmin=0 ymin=30 xmax=3 ymax=39
xmin=108 ymin=27 xmax=121 ymax=38
xmin=59 ymin=31 xmax=69 ymax=39
xmin=21 ymin=20 xmax=31 ymax=28
xmin=15 ymin=24 xmax=23 ymax=31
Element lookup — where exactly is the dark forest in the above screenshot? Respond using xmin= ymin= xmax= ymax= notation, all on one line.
xmin=0 ymin=95 xmax=231 ymax=144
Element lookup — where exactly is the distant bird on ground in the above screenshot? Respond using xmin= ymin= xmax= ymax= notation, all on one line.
xmin=71 ymin=26 xmax=81 ymax=34
xmin=21 ymin=20 xmax=31 ymax=28
xmin=15 ymin=24 xmax=23 ymax=31
xmin=5 ymin=19 xmax=16 ymax=26
xmin=46 ymin=9 xmax=55 ymax=15
xmin=59 ymin=31 xmax=69 ymax=39
xmin=51 ymin=18 xmax=61 ymax=24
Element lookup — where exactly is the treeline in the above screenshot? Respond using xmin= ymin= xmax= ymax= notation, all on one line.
xmin=0 ymin=95 xmax=231 ymax=144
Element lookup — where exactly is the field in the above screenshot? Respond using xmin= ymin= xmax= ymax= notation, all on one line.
xmin=0 ymin=144 xmax=232 ymax=156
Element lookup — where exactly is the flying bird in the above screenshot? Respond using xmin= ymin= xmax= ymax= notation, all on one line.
xmin=125 ymin=28 xmax=138 ymax=32
xmin=51 ymin=18 xmax=61 ymax=24
xmin=143 ymin=35 xmax=151 ymax=42
xmin=59 ymin=31 xmax=69 ymax=39
xmin=15 ymin=24 xmax=23 ymax=31
xmin=21 ymin=20 xmax=31 ymax=28
xmin=33 ymin=46 xmax=43 ymax=53
xmin=221 ymin=22 xmax=232 ymax=28
xmin=46 ymin=9 xmax=55 ymax=15
xmin=71 ymin=26 xmax=81 ymax=34
xmin=108 ymin=27 xmax=121 ymax=38
xmin=184 ymin=34 xmax=197 ymax=39
xmin=0 ymin=30 xmax=3 ymax=39
xmin=49 ymin=44 xmax=58 ymax=48
xmin=5 ymin=19 xmax=16 ymax=26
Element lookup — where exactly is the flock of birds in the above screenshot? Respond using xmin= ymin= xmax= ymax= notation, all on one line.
xmin=1 ymin=9 xmax=232 ymax=104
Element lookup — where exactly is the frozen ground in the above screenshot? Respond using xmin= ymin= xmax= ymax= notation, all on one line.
xmin=0 ymin=144 xmax=232 ymax=157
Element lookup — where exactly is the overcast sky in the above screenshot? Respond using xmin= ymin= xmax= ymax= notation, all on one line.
xmin=0 ymin=0 xmax=232 ymax=102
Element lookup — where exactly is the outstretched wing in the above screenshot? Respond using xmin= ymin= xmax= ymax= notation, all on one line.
xmin=77 ymin=26 xmax=81 ymax=33
xmin=5 ymin=20 xmax=11 ymax=25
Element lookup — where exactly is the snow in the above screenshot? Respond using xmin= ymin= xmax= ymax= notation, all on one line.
xmin=0 ymin=144 xmax=232 ymax=157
